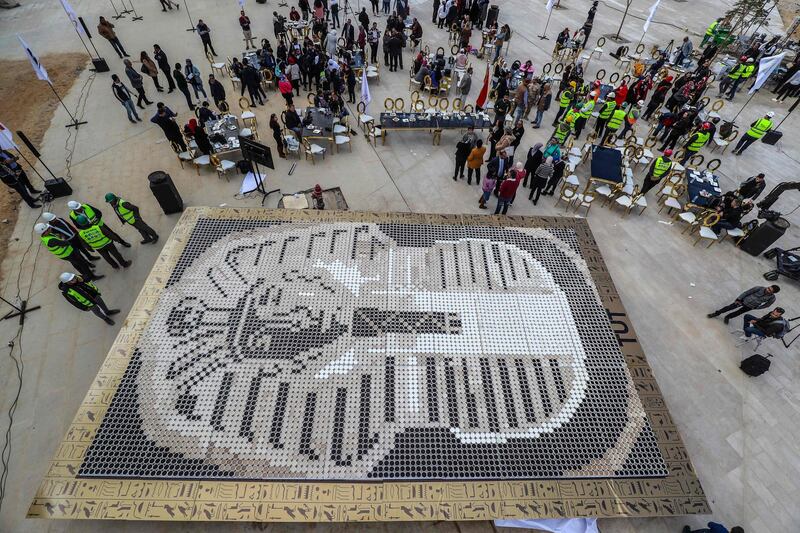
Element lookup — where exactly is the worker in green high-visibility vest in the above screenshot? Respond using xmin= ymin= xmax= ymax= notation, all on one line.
xmin=602 ymin=107 xmax=626 ymax=145
xmin=726 ymin=58 xmax=755 ymax=101
xmin=641 ymin=149 xmax=674 ymax=195
xmin=733 ymin=112 xmax=775 ymax=155
xmin=58 ymin=272 xmax=120 ymax=325
xmin=76 ymin=214 xmax=132 ymax=270
xmin=680 ymin=122 xmax=712 ymax=165
xmin=593 ymin=92 xmax=616 ymax=139
xmin=551 ymin=81 xmax=575 ymax=126
xmin=105 ymin=193 xmax=160 ymax=244
xmin=701 ymin=18 xmax=723 ymax=47
xmin=35 ymin=223 xmax=100 ymax=281
xmin=67 ymin=199 xmax=131 ymax=247
xmin=717 ymin=56 xmax=747 ymax=98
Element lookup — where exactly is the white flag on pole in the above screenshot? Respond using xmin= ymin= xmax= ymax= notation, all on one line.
xmin=238 ymin=0 xmax=246 ymax=8
xmin=17 ymin=35 xmax=50 ymax=83
xmin=749 ymin=52 xmax=786 ymax=94
xmin=360 ymin=68 xmax=371 ymax=112
xmin=545 ymin=0 xmax=556 ymax=14
xmin=642 ymin=0 xmax=661 ymax=33
xmin=59 ymin=0 xmax=85 ymax=36
xmin=0 ymin=122 xmax=18 ymax=151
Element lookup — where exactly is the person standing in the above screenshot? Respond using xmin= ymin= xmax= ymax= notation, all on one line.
xmin=139 ymin=51 xmax=164 ymax=92
xmin=173 ymin=62 xmax=196 ymax=110
xmin=544 ymin=158 xmax=566 ymax=195
xmin=299 ymin=0 xmax=310 ymax=20
xmin=367 ymin=23 xmax=381 ymax=65
xmin=97 ymin=16 xmax=129 ymax=58
xmin=240 ymin=10 xmax=256 ymax=50
xmin=594 ymin=92 xmax=616 ymax=137
xmin=330 ymin=0 xmax=341 ymax=28
xmin=240 ymin=58 xmax=264 ymax=106
xmin=208 ymin=74 xmax=226 ymax=109
xmin=1 ymin=156 xmax=41 ymax=208
xmin=718 ymin=56 xmax=747 ymax=98
xmin=151 ymin=105 xmax=187 ymax=152
xmin=726 ymin=58 xmax=755 ymax=100
xmin=494 ymin=166 xmax=522 ymax=214
xmin=35 ymin=224 xmax=99 ymax=281
xmin=269 ymin=114 xmax=286 ymax=159
xmin=523 ymin=143 xmax=543 ymax=188
xmin=124 ymin=59 xmax=152 ymax=109
xmin=76 ymin=215 xmax=132 ymax=270
xmin=733 ymin=112 xmax=774 ymax=155
xmin=529 ymin=156 xmax=553 ymax=204
xmin=111 ymin=74 xmax=141 ymax=123
xmin=68 ymin=200 xmax=130 ymax=247
xmin=196 ymin=19 xmax=218 ymax=56
xmin=184 ymin=59 xmax=208 ymax=99
xmin=479 ymin=171 xmax=496 ymax=209
xmin=641 ymin=150 xmax=674 ymax=195
xmin=602 ymin=107 xmax=626 ymax=144
xmin=58 ymin=272 xmax=120 ymax=325
xmin=674 ymin=36 xmax=693 ymax=67
xmin=466 ymin=139 xmax=485 ymax=185
xmin=40 ymin=212 xmax=98 ymax=263
xmin=105 ymin=193 xmax=159 ymax=244
xmin=573 ymin=92 xmax=595 ymax=139
xmin=453 ymin=134 xmax=472 ymax=181
xmin=153 ymin=44 xmax=176 ymax=93
xmin=708 ymin=284 xmax=780 ymax=324
xmin=432 ymin=0 xmax=440 ymax=23
xmin=680 ymin=122 xmax=712 ymax=165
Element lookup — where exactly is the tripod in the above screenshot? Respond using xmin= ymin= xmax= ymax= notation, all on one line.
xmin=1 ymin=296 xmax=40 ymax=326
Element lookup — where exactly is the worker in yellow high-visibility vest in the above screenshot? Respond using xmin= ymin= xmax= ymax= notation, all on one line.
xmin=642 ymin=150 xmax=675 ymax=195
xmin=701 ymin=18 xmax=722 ymax=47
xmin=680 ymin=122 xmax=712 ymax=165
xmin=718 ymin=57 xmax=747 ymax=98
xmin=105 ymin=193 xmax=160 ymax=244
xmin=733 ymin=112 xmax=775 ymax=155
xmin=593 ymin=92 xmax=616 ymax=138
xmin=726 ymin=58 xmax=756 ymax=100
xmin=573 ymin=91 xmax=596 ymax=140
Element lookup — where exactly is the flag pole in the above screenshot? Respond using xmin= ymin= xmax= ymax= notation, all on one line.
xmin=538 ymin=10 xmax=553 ymax=40
xmin=109 ymin=0 xmax=125 ymax=20
xmin=47 ymin=82 xmax=87 ymax=129
xmin=731 ymin=92 xmax=757 ymax=122
xmin=184 ymin=0 xmax=196 ymax=32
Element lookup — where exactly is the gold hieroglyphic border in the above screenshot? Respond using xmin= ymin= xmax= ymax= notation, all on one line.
xmin=27 ymin=208 xmax=709 ymax=522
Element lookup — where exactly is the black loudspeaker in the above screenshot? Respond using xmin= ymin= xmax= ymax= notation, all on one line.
xmin=738 ymin=217 xmax=789 ymax=256
xmin=486 ymin=5 xmax=499 ymax=28
xmin=92 ymin=58 xmax=110 ymax=72
xmin=44 ymin=177 xmax=73 ymax=198
xmin=148 ymin=171 xmax=183 ymax=214
xmin=761 ymin=130 xmax=783 ymax=145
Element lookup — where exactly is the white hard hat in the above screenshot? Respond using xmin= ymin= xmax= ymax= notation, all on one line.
xmin=67 ymin=201 xmax=81 ymax=210
xmin=34 ymin=223 xmax=48 ymax=235
xmin=41 ymin=212 xmax=56 ymax=222
xmin=607 ymin=91 xmax=615 ymax=98
xmin=59 ymin=272 xmax=77 ymax=283
xmin=589 ymin=90 xmax=597 ymax=97
xmin=637 ymin=100 xmax=644 ymax=106
xmin=766 ymin=111 xmax=775 ymax=117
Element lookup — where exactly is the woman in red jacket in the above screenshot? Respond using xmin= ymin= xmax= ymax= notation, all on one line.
xmin=614 ymin=81 xmax=628 ymax=108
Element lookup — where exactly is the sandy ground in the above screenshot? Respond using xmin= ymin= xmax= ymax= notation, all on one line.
xmin=0 ymin=53 xmax=87 ymax=288
xmin=777 ymin=0 xmax=800 ymax=38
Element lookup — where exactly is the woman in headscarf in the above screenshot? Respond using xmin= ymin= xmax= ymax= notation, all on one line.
xmin=325 ymin=28 xmax=338 ymax=57
xmin=193 ymin=121 xmax=213 ymax=155
xmin=642 ymin=75 xmax=672 ymax=120
xmin=184 ymin=59 xmax=207 ymax=98
xmin=139 ymin=51 xmax=163 ymax=92
xmin=523 ymin=142 xmax=543 ymax=188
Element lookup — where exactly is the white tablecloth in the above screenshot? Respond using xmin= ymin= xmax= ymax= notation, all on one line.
xmin=495 ymin=518 xmax=599 ymax=533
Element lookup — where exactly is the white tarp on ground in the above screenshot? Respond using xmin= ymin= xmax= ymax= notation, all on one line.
xmin=495 ymin=518 xmax=600 ymax=533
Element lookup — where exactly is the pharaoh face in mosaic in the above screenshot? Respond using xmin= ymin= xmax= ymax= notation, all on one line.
xmin=134 ymin=222 xmax=650 ymax=479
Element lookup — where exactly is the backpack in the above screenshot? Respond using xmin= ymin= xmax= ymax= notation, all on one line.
xmin=740 ymin=353 xmax=772 ymax=376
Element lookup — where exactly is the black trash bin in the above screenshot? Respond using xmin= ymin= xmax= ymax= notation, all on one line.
xmin=486 ymin=5 xmax=499 ymax=28
xmin=738 ymin=217 xmax=789 ymax=256
xmin=148 ymin=171 xmax=184 ymax=215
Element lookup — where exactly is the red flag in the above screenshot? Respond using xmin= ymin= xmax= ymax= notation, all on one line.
xmin=475 ymin=63 xmax=490 ymax=110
